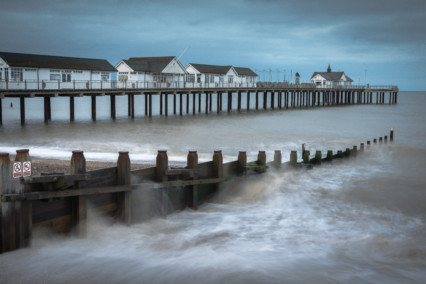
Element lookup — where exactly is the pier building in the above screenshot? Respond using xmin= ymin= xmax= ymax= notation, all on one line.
xmin=0 ymin=52 xmax=116 ymax=90
xmin=310 ymin=65 xmax=353 ymax=87
xmin=115 ymin=56 xmax=187 ymax=89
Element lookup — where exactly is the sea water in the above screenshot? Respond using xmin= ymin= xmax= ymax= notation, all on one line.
xmin=0 ymin=92 xmax=425 ymax=283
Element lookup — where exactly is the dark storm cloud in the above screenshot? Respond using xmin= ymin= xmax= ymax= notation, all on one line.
xmin=0 ymin=0 xmax=425 ymax=89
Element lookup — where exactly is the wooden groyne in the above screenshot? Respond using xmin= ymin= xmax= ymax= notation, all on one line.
xmin=0 ymin=85 xmax=398 ymax=125
xmin=0 ymin=128 xmax=395 ymax=253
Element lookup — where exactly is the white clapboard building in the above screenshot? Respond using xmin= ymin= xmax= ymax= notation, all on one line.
xmin=185 ymin=63 xmax=257 ymax=88
xmin=115 ymin=56 xmax=187 ymax=88
xmin=310 ymin=65 xmax=353 ymax=87
xmin=0 ymin=51 xmax=116 ymax=90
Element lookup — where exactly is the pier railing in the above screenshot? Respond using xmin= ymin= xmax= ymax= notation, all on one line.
xmin=0 ymin=79 xmax=397 ymax=91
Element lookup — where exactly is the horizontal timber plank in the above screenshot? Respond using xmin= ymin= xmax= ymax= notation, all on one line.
xmin=2 ymin=177 xmax=228 ymax=201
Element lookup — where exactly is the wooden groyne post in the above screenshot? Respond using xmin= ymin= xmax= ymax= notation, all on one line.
xmin=0 ymin=128 xmax=395 ymax=254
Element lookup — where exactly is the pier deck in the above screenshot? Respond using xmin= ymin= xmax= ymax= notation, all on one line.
xmin=0 ymin=84 xmax=398 ymax=125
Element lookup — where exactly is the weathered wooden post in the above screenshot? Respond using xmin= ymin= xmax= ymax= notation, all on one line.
xmin=373 ymin=139 xmax=377 ymax=144
xmin=379 ymin=137 xmax=383 ymax=143
xmin=187 ymin=151 xmax=198 ymax=170
xmin=273 ymin=150 xmax=282 ymax=169
xmin=70 ymin=150 xmax=86 ymax=237
xmin=156 ymin=150 xmax=169 ymax=215
xmin=326 ymin=150 xmax=333 ymax=161
xmin=0 ymin=153 xmax=11 ymax=253
xmin=117 ymin=151 xmax=131 ymax=225
xmin=14 ymin=149 xmax=32 ymax=248
xmin=290 ymin=151 xmax=297 ymax=165
xmin=212 ymin=150 xmax=223 ymax=178
xmin=257 ymin=151 xmax=266 ymax=168
xmin=352 ymin=146 xmax=357 ymax=157
xmin=315 ymin=150 xmax=322 ymax=164
xmin=367 ymin=140 xmax=371 ymax=148
xmin=237 ymin=151 xmax=247 ymax=175
xmin=187 ymin=151 xmax=198 ymax=209
xmin=302 ymin=150 xmax=310 ymax=163
xmin=15 ymin=149 xmax=31 ymax=162
xmin=384 ymin=135 xmax=388 ymax=143
xmin=390 ymin=128 xmax=394 ymax=142
xmin=337 ymin=150 xmax=343 ymax=158
xmin=155 ymin=150 xmax=168 ymax=182
xmin=345 ymin=148 xmax=351 ymax=157
xmin=302 ymin=144 xmax=306 ymax=157
xmin=360 ymin=143 xmax=365 ymax=152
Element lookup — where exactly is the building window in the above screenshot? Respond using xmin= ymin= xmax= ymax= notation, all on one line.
xmin=50 ymin=69 xmax=60 ymax=73
xmin=25 ymin=68 xmax=36 ymax=72
xmin=205 ymin=74 xmax=209 ymax=83
xmin=50 ymin=70 xmax=61 ymax=81
xmin=0 ymin=68 xmax=2 ymax=80
xmin=119 ymin=72 xmax=129 ymax=75
xmin=101 ymin=72 xmax=109 ymax=81
xmin=228 ymin=75 xmax=233 ymax=83
xmin=210 ymin=75 xmax=214 ymax=83
xmin=219 ymin=76 xmax=224 ymax=82
xmin=186 ymin=74 xmax=195 ymax=83
xmin=130 ymin=72 xmax=136 ymax=75
xmin=11 ymin=68 xmax=23 ymax=82
xmin=62 ymin=73 xmax=71 ymax=82
xmin=92 ymin=71 xmax=100 ymax=75
xmin=73 ymin=70 xmax=83 ymax=74
xmin=154 ymin=75 xmax=166 ymax=82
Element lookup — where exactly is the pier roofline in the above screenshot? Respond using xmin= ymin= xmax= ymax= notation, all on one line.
xmin=0 ymin=84 xmax=398 ymax=125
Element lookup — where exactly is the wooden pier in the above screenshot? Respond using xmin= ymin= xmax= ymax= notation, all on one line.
xmin=0 ymin=129 xmax=395 ymax=253
xmin=0 ymin=84 xmax=398 ymax=125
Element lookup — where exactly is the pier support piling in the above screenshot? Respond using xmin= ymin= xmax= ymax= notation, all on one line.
xmin=91 ymin=95 xmax=96 ymax=121
xmin=110 ymin=95 xmax=116 ymax=120
xmin=20 ymin=97 xmax=25 ymax=126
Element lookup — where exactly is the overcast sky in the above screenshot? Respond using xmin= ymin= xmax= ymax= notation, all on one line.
xmin=1 ymin=0 xmax=425 ymax=90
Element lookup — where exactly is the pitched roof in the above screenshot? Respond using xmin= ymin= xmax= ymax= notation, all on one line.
xmin=234 ymin=67 xmax=258 ymax=77
xmin=311 ymin=71 xmax=353 ymax=82
xmin=0 ymin=51 xmax=116 ymax=71
xmin=188 ymin=63 xmax=233 ymax=75
xmin=124 ymin=56 xmax=176 ymax=73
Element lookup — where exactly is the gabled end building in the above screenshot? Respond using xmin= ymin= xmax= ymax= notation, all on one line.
xmin=115 ymin=56 xmax=187 ymax=88
xmin=0 ymin=51 xmax=116 ymax=90
xmin=310 ymin=65 xmax=353 ymax=87
xmin=185 ymin=63 xmax=257 ymax=87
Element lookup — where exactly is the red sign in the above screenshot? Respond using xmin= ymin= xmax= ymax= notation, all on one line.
xmin=13 ymin=162 xmax=22 ymax=178
xmin=23 ymin=161 xmax=31 ymax=177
